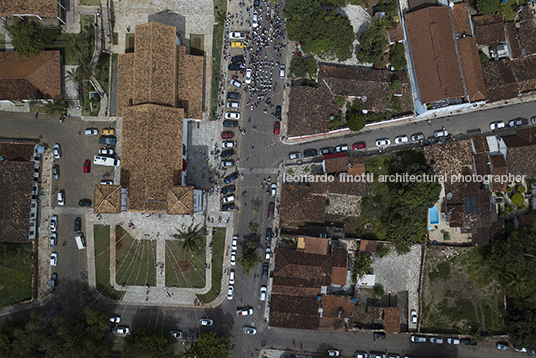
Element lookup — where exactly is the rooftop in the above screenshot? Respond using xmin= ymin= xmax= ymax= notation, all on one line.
xmin=298 ymin=236 xmax=329 ymax=255
xmin=383 ymin=307 xmax=400 ymax=333
xmin=280 ymin=184 xmax=327 ymax=224
xmin=0 ymin=0 xmax=58 ymax=18
xmin=269 ymin=294 xmax=320 ymax=330
xmin=324 ymin=155 xmax=348 ymax=174
xmin=177 ymin=46 xmax=204 ymax=119
xmin=318 ymin=295 xmax=356 ymax=331
xmin=472 ymin=15 xmax=505 ymax=46
xmin=518 ymin=5 xmax=536 ymax=56
xmin=423 ymin=139 xmax=473 ymax=178
xmin=94 ymin=184 xmax=122 ymax=214
xmin=482 ymin=54 xmax=536 ymax=102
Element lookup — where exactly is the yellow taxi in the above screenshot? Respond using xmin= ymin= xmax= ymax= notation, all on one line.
xmin=231 ymin=41 xmax=245 ymax=48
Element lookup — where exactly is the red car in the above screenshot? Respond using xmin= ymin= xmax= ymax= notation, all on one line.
xmin=273 ymin=121 xmax=280 ymax=135
xmin=221 ymin=131 xmax=235 ymax=139
xmin=352 ymin=141 xmax=366 ymax=150
xmin=267 ymin=202 xmax=275 ymax=219
xmin=83 ymin=160 xmax=91 ymax=173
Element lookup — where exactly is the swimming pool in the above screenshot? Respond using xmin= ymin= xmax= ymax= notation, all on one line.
xmin=429 ymin=206 xmax=439 ymax=224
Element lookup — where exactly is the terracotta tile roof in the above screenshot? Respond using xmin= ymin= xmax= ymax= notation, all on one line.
xmin=423 ymin=139 xmax=473 ymax=178
xmin=472 ymin=15 xmax=505 ymax=46
xmin=94 ymin=184 xmax=122 ymax=214
xmin=287 ymin=85 xmax=337 ymax=138
xmin=359 ymin=239 xmax=377 ymax=253
xmin=269 ymin=294 xmax=320 ymax=330
xmin=457 ymin=36 xmax=487 ymax=102
xmin=506 ymin=23 xmax=522 ymax=59
xmin=318 ymin=295 xmax=355 ymax=331
xmin=490 ymin=154 xmax=508 ymax=192
xmin=348 ymin=156 xmax=366 ymax=176
xmin=0 ymin=142 xmax=35 ymax=243
xmin=177 ymin=47 xmax=204 ymax=119
xmin=405 ymin=7 xmax=465 ymax=104
xmin=482 ymin=56 xmax=536 ymax=102
xmin=0 ymin=51 xmax=61 ymax=101
xmin=0 ymin=0 xmax=58 ymax=18
xmin=503 ymin=127 xmax=536 ymax=147
xmin=389 ymin=22 xmax=404 ymax=44
xmin=331 ymin=266 xmax=347 ymax=285
xmin=120 ymin=104 xmax=184 ymax=212
xmin=516 ymin=214 xmax=536 ymax=229
xmin=311 ymin=180 xmax=370 ymax=196
xmin=280 ymin=184 xmax=326 ymax=224
xmin=473 ymin=153 xmax=491 ymax=176
xmin=302 ymin=236 xmax=329 ymax=255
xmin=116 ymin=53 xmax=135 ymax=118
xmin=408 ymin=0 xmax=437 ymax=11
xmin=384 ymin=307 xmax=400 ymax=333
xmin=518 ymin=5 xmax=536 ymax=56
xmin=471 ymin=136 xmax=489 ymax=154
xmin=324 ymin=156 xmax=348 ymax=174
xmin=166 ymin=185 xmax=194 ymax=215
xmin=451 ymin=3 xmax=471 ymax=36
xmin=506 ymin=146 xmax=536 ymax=178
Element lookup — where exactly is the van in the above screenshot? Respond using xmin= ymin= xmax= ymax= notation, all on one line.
xmin=94 ymin=155 xmax=120 ymax=167
xmin=75 ymin=233 xmax=86 ymax=250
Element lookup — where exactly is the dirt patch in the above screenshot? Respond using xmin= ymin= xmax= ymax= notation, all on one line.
xmin=421 ymin=247 xmax=505 ymax=335
xmin=177 ymin=260 xmax=191 ymax=273
xmin=115 ymin=226 xmax=127 ymax=250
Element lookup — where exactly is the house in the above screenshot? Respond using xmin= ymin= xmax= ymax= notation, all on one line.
xmin=94 ymin=184 xmax=122 ymax=214
xmin=472 ymin=14 xmax=522 ymax=60
xmin=502 ymin=128 xmax=536 ymax=178
xmin=0 ymin=51 xmax=61 ymax=101
xmin=359 ymin=239 xmax=377 ymax=253
xmin=383 ymin=307 xmax=400 ymax=333
xmin=405 ymin=5 xmax=486 ymax=106
xmin=323 ymin=152 xmax=348 ymax=174
xmin=0 ymin=142 xmax=36 ymax=243
xmin=518 ymin=5 xmax=536 ymax=57
xmin=0 ymin=0 xmax=66 ymax=24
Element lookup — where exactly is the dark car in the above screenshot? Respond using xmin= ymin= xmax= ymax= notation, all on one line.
xmin=78 ymin=199 xmax=92 ymax=207
xmin=228 ymin=63 xmax=243 ymax=71
xmin=52 ymin=165 xmax=59 ymax=179
xmin=509 ymin=118 xmax=524 ymax=127
xmin=319 ymin=147 xmax=334 ymax=155
xmin=267 ymin=202 xmax=275 ymax=219
xmin=74 ymin=217 xmax=81 ymax=232
xmin=99 ymin=136 xmax=117 ymax=145
xmin=352 ymin=142 xmax=366 ymax=150
xmin=220 ymin=149 xmax=235 ymax=158
xmin=374 ymin=332 xmax=386 ymax=340
xmin=303 ymin=148 xmax=318 ymax=158
xmin=266 ymin=227 xmax=273 ymax=246
xmin=231 ymin=55 xmax=244 ymax=63
xmin=254 ymin=0 xmax=259 ymax=9
xmin=224 ymin=172 xmax=239 ymax=184
xmin=221 ymin=131 xmax=234 ymax=139
xmin=275 ymin=105 xmax=282 ymax=119
xmin=223 ymin=120 xmax=239 ymax=127
xmin=460 ymin=338 xmax=477 ymax=346
xmin=50 ymin=273 xmax=58 ymax=287
xmin=222 ymin=203 xmax=236 ymax=211
xmin=262 ymin=263 xmax=269 ymax=281
xmin=221 ymin=185 xmax=236 ymax=195
xmin=227 ymin=92 xmax=241 ymax=100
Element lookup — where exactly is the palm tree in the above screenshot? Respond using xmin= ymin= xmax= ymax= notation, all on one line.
xmin=501 ymin=272 xmax=528 ymax=295
xmin=42 ymin=96 xmax=66 ymax=117
xmin=173 ymin=224 xmax=205 ymax=253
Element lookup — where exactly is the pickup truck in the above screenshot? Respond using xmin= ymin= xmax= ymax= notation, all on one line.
xmin=99 ymin=136 xmax=117 ymax=145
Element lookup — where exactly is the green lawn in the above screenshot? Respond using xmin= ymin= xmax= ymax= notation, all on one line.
xmin=500 ymin=0 xmax=517 ymax=22
xmin=96 ymin=53 xmax=110 ymax=95
xmin=190 ymin=34 xmax=204 ymax=56
xmin=165 ymin=234 xmax=207 ymax=288
xmin=81 ymin=84 xmax=101 ymax=116
xmin=80 ymin=0 xmax=101 ymax=5
xmin=94 ymin=225 xmax=124 ymax=300
xmin=45 ymin=33 xmax=81 ymax=65
xmin=0 ymin=243 xmax=33 ymax=308
xmin=211 ymin=0 xmax=226 ymax=119
xmin=0 ymin=34 xmax=5 ymax=51
xmin=125 ymin=33 xmax=135 ymax=53
xmin=198 ymin=227 xmax=225 ymax=303
xmin=115 ymin=226 xmax=156 ymax=287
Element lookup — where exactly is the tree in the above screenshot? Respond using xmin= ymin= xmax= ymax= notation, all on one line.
xmin=173 ymin=224 xmax=205 ymax=253
xmin=357 ymin=18 xmax=392 ymax=65
xmin=389 ymin=43 xmax=407 ymax=70
xmin=184 ymin=332 xmax=231 ymax=358
xmin=347 ymin=112 xmax=366 ymax=132
xmin=6 ymin=18 xmax=46 ymax=58
xmin=123 ymin=328 xmax=174 ymax=358
xmin=476 ymin=0 xmax=500 ymax=14
xmin=507 ymin=309 xmax=536 ymax=351
xmin=42 ymin=96 xmax=66 ymax=117
xmin=237 ymin=241 xmax=261 ymax=275
xmin=290 ymin=56 xmax=318 ymax=79
xmin=352 ymin=252 xmax=373 ymax=283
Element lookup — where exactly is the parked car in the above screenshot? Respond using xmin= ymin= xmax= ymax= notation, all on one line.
xmin=410 ymin=335 xmax=426 ymax=343
xmin=221 ymin=185 xmax=235 ymax=195
xmin=116 ymin=326 xmax=130 ymax=334
xmin=259 ymin=285 xmax=267 ymax=300
xmin=447 ymin=337 xmax=460 ymax=345
xmin=273 ymin=121 xmax=280 ymax=135
xmin=335 ymin=144 xmax=349 ymax=152
xmin=222 ymin=141 xmax=235 ymax=148
xmin=254 ymin=0 xmax=259 ymax=8
xmin=229 ymin=269 xmax=235 ymax=284
xmin=100 ymin=180 xmax=113 ymax=185
xmin=74 ymin=217 xmax=81 ymax=232
xmin=394 ymin=135 xmax=408 ymax=144
xmin=110 ymin=316 xmax=121 ymax=323
xmin=352 ymin=142 xmax=366 ymax=150
xmin=84 ymin=128 xmax=98 ymax=136
xmin=227 ymin=285 xmax=234 ymax=300
xmin=279 ymin=64 xmax=285 ymax=78
xmin=231 ymin=41 xmax=244 ymax=48
xmin=270 ymin=183 xmax=277 ymax=198
xmin=232 ymin=236 xmax=238 ymax=251
xmin=303 ymin=148 xmax=318 ymax=157
xmin=460 ymin=338 xmax=477 ymax=346
xmin=50 ymin=273 xmax=58 ymax=287
xmin=223 ymin=120 xmax=239 ymax=128
xmin=387 ymin=354 xmax=399 ymax=358
xmin=83 ymin=159 xmax=91 ymax=173
xmin=410 ymin=133 xmax=425 ymax=142
xmin=52 ymin=165 xmax=59 ymax=179
xmin=57 ymin=190 xmax=65 ymax=206
xmin=53 ymin=143 xmax=61 ymax=159
xmin=50 ymin=215 xmax=58 ymax=231
xmin=265 ymin=227 xmax=273 ymax=246
xmin=200 ymin=318 xmax=214 ymax=326
xmin=220 ymin=149 xmax=235 ymax=158
xmin=513 ymin=347 xmax=527 ymax=352
xmin=430 ymin=337 xmax=443 ymax=344
xmin=509 ymin=118 xmax=524 ymax=127
xmin=228 ymin=63 xmax=243 ymax=71
xmin=532 ymin=116 xmax=536 ymax=124
xmin=411 ymin=309 xmax=417 ymax=323
xmin=224 ymin=172 xmax=239 ymax=184
xmin=222 ymin=194 xmax=235 ymax=203
xmin=265 ymin=247 xmax=271 ymax=260
xmin=374 ymin=332 xmax=386 ymax=340
xmin=328 ymin=350 xmax=340 ymax=357
xmin=496 ymin=342 xmax=510 ymax=350
xmin=320 ymin=147 xmax=334 ymax=155
xmin=221 ymin=131 xmax=234 ymax=139
xmin=99 ymin=148 xmax=114 ymax=156
xmin=245 ymin=68 xmax=252 ymax=84
xmin=222 ymin=203 xmax=236 ymax=211
xmin=78 ymin=199 xmax=92 ymax=207
xmin=262 ymin=262 xmax=269 ymax=281
xmin=50 ymin=232 xmax=57 ymax=247
xmin=229 ymin=79 xmax=242 ymax=88
xmin=490 ymin=121 xmax=505 ymax=130
xmin=267 ymin=202 xmax=275 ymax=219
xmin=99 ymin=136 xmax=117 ymax=145
xmin=101 ymin=128 xmax=115 ymax=136
xmin=221 ymin=160 xmax=235 ymax=168
xmin=369 ymin=353 xmax=386 ymax=358
xmin=434 ymin=129 xmax=448 ymax=137
xmin=275 ymin=105 xmax=282 ymax=119
xmin=225 ymin=112 xmax=240 ymax=120
xmin=170 ymin=330 xmax=183 ymax=338
xmin=237 ymin=307 xmax=254 ymax=316
xmin=243 ymin=326 xmax=257 ymax=335
xmin=227 ymin=101 xmax=240 ymax=109
xmin=229 ymin=32 xmax=246 ymax=40
xmin=230 ymin=251 xmax=237 ymax=265
xmin=227 ymin=92 xmax=241 ymax=100
xmin=231 ymin=54 xmax=245 ymax=63
xmin=50 ymin=252 xmax=58 ymax=266
xmin=252 ymin=12 xmax=259 ymax=27
xmin=355 ymin=352 xmax=367 ymax=358
xmin=289 ymin=151 xmax=301 ymax=159
xmin=376 ymin=138 xmax=391 ymax=147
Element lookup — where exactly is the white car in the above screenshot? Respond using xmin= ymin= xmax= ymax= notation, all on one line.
xmin=232 ymin=236 xmax=238 ymax=251
xmin=259 ymin=285 xmax=267 ymax=301
xmin=100 ymin=180 xmax=113 ymax=185
xmin=222 ymin=141 xmax=235 ymax=148
xmin=245 ymin=69 xmax=252 ymax=84
xmin=252 ymin=12 xmax=259 ymax=27
xmin=270 ymin=183 xmax=276 ymax=198
xmin=50 ymin=252 xmax=58 ymax=266
xmin=170 ymin=330 xmax=182 ymax=338
xmin=229 ymin=31 xmax=246 ymax=40
xmin=222 ymin=194 xmax=235 ymax=203
xmin=229 ymin=269 xmax=235 ymax=285
xmin=50 ymin=232 xmax=57 ymax=247
xmin=227 ymin=101 xmax=240 ymax=109
xmin=110 ymin=316 xmax=121 ymax=323
xmin=50 ymin=215 xmax=58 ymax=231
xmin=376 ymin=138 xmax=391 ymax=147
xmin=447 ymin=337 xmax=460 ymax=345
xmin=411 ymin=309 xmax=417 ymax=324
xmin=265 ymin=247 xmax=271 ymax=260
xmin=490 ymin=121 xmax=505 ymax=130
xmin=509 ymin=118 xmax=523 ymax=127
xmin=220 ymin=160 xmax=235 ymax=168
xmin=200 ymin=318 xmax=214 ymax=326
xmin=53 ymin=143 xmax=61 ymax=159
xmin=225 ymin=112 xmax=240 ymax=120
xmin=243 ymin=326 xmax=257 ymax=335
xmin=328 ymin=350 xmax=340 ymax=357
xmin=394 ymin=135 xmax=408 ymax=144
xmin=430 ymin=337 xmax=443 ymax=344
xmin=237 ymin=307 xmax=254 ymax=316
xmin=227 ymin=285 xmax=234 ymax=300
xmin=116 ymin=326 xmax=130 ymax=334
xmin=84 ymin=128 xmax=98 ymax=136
xmin=57 ymin=190 xmax=65 ymax=206
xmin=434 ymin=129 xmax=448 ymax=137
xmin=229 ymin=78 xmax=242 ymax=88
xmin=99 ymin=148 xmax=114 ymax=156
xmin=335 ymin=144 xmax=348 ymax=152
xmin=230 ymin=251 xmax=236 ymax=265
xmin=279 ymin=64 xmax=285 ymax=78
